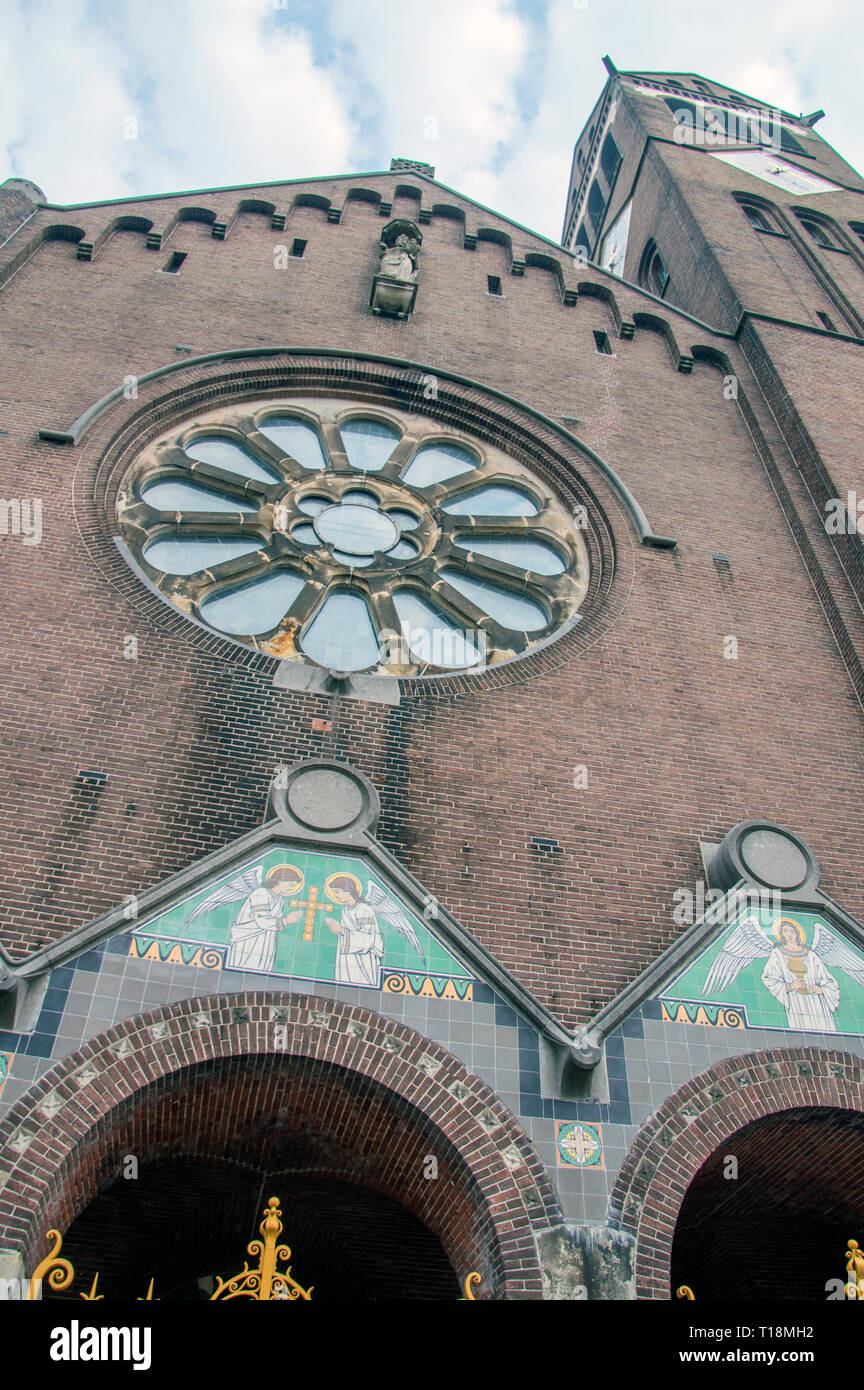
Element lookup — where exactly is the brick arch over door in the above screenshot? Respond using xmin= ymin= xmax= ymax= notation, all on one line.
xmin=0 ymin=993 xmax=563 ymax=1299
xmin=609 ymin=1047 xmax=864 ymax=1298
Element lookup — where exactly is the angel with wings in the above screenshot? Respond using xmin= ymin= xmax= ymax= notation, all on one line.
xmin=186 ymin=863 xmax=304 ymax=974
xmin=704 ymin=914 xmax=864 ymax=1033
xmin=323 ymin=872 xmax=425 ymax=988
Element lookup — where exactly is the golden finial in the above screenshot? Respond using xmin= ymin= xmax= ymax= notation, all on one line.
xmin=210 ymin=1195 xmax=312 ymax=1300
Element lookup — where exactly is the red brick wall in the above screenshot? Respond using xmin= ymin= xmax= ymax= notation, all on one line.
xmin=1 ymin=172 xmax=863 ymax=1029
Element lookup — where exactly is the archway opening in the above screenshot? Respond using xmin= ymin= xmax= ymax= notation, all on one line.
xmin=40 ymin=1051 xmax=494 ymax=1300
xmin=671 ymin=1107 xmax=864 ymax=1299
xmin=51 ymin=1159 xmax=456 ymax=1300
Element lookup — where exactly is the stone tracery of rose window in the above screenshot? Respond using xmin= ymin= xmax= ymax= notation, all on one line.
xmin=116 ymin=399 xmax=589 ymax=676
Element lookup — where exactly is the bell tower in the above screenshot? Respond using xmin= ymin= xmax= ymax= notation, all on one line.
xmin=563 ymin=59 xmax=864 ymax=333
xmin=563 ymin=60 xmax=864 ymax=608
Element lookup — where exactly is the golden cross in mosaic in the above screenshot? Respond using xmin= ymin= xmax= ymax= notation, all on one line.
xmin=289 ymin=885 xmax=331 ymax=942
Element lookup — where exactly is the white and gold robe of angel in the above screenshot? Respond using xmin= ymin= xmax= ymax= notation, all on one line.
xmin=226 ymin=886 xmax=284 ymax=973
xmin=760 ymin=947 xmax=840 ymax=1032
xmin=335 ymin=901 xmax=385 ymax=986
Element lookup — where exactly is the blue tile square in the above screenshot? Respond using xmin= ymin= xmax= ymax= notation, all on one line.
xmin=73 ymin=949 xmax=104 ymax=972
xmin=41 ymin=988 xmax=69 ymax=1013
xmin=34 ymin=1010 xmax=63 ymax=1035
xmin=519 ymin=1094 xmax=544 ymax=1118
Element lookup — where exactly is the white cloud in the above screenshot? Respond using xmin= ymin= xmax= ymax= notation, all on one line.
xmin=1 ymin=0 xmax=862 ymax=239
xmin=0 ymin=0 xmax=354 ymax=203
xmin=325 ymin=0 xmax=530 ymax=189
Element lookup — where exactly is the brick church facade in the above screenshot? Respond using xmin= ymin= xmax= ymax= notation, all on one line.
xmin=0 ymin=65 xmax=863 ymax=1299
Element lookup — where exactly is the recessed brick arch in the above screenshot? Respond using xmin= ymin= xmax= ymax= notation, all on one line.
xmin=0 ymin=993 xmax=563 ymax=1299
xmin=609 ymin=1046 xmax=864 ymax=1299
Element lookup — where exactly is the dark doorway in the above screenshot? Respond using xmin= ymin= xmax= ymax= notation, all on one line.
xmin=47 ymin=1157 xmax=458 ymax=1300
xmin=671 ymin=1107 xmax=864 ymax=1299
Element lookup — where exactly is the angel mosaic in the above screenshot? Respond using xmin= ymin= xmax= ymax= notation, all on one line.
xmin=704 ymin=914 xmax=864 ymax=1033
xmin=322 ymin=872 xmax=424 ymax=987
xmin=185 ymin=861 xmax=425 ymax=987
xmin=187 ymin=863 xmax=305 ymax=974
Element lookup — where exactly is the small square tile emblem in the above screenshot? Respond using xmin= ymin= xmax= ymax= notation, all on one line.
xmin=556 ymin=1120 xmax=604 ymax=1169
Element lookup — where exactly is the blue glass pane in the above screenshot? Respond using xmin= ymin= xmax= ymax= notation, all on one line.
xmin=388 ymin=539 xmax=418 ymax=560
xmin=401 ymin=443 xmax=476 ymax=488
xmin=141 ymin=480 xmax=257 ymax=514
xmin=258 ymin=418 xmax=327 ymax=471
xmin=185 ymin=437 xmax=280 ymax=484
xmin=297 ymin=495 xmax=330 ymax=516
xmin=292 ymin=524 xmax=319 ymax=547
xmin=340 ymin=418 xmax=400 ymax=472
xmin=386 ymin=508 xmax=420 ymax=530
xmin=341 ymin=489 xmax=378 ymax=508
xmin=144 ymin=537 xmax=260 ymax=576
xmin=442 ymin=486 xmax=538 ymax=517
xmin=393 ymin=592 xmax=482 ymax=669
xmin=315 ymin=504 xmax=398 ymax=555
xmin=301 ymin=593 xmax=380 ymax=670
xmin=440 ymin=569 xmax=547 ymax=631
xmin=454 ymin=535 xmax=564 ymax=574
xmin=200 ymin=572 xmax=305 ymax=635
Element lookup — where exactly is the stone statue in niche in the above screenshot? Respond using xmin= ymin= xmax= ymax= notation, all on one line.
xmin=370 ymin=219 xmax=422 ymax=318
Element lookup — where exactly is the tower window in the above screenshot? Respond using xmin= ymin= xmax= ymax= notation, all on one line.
xmin=740 ymin=204 xmax=773 ymax=234
xmin=639 ymin=241 xmax=671 ymax=298
xmin=291 ymin=239 xmax=307 ymax=257
xmin=593 ymin=330 xmax=613 ymax=354
xmin=665 ymin=96 xmax=699 ymax=125
xmin=574 ymin=225 xmax=592 ymax=259
xmin=779 ymin=128 xmax=808 ymax=158
xmin=487 ymin=275 xmax=502 ymax=296
xmin=162 ymin=251 xmax=187 ymax=274
xmin=586 ymin=179 xmax=606 ymax=233
xmin=600 ymin=133 xmax=622 ymax=185
xmin=798 ymin=216 xmax=844 ymax=251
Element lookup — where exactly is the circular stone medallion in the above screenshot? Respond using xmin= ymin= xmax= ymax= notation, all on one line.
xmin=286 ymin=767 xmax=366 ymax=830
xmin=739 ymin=827 xmax=810 ymax=890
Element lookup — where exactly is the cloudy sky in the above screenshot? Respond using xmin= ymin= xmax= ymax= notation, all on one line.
xmin=2 ymin=0 xmax=862 ymax=242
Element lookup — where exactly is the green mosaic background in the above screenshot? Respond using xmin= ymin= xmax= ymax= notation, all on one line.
xmin=128 ymin=847 xmax=471 ymax=986
xmin=660 ymin=906 xmax=864 ymax=1035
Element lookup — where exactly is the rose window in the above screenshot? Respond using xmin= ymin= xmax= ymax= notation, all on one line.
xmin=116 ymin=399 xmax=589 ymax=675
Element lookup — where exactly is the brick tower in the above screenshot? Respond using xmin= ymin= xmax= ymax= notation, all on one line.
xmin=0 ymin=71 xmax=863 ymax=1302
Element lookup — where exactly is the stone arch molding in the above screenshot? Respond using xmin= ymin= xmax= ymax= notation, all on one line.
xmin=610 ymin=1046 xmax=864 ymax=1299
xmin=0 ymin=992 xmax=563 ymax=1299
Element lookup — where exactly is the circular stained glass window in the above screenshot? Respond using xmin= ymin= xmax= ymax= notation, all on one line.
xmin=116 ymin=399 xmax=590 ymax=675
